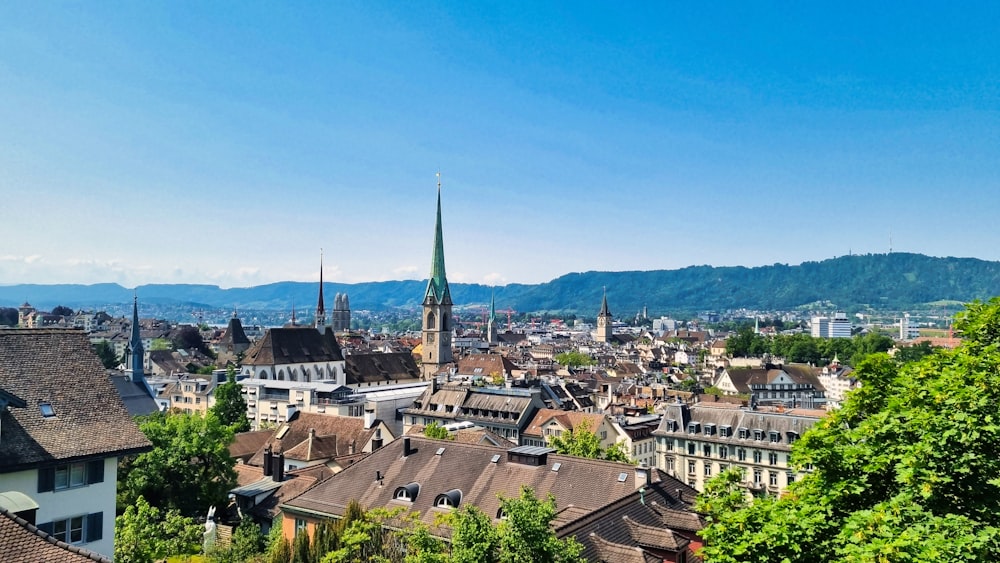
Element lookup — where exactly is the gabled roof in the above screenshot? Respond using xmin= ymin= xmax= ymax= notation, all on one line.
xmin=282 ymin=436 xmax=700 ymax=534
xmin=108 ymin=373 xmax=160 ymax=417
xmin=523 ymin=408 xmax=608 ymax=439
xmin=218 ymin=315 xmax=250 ymax=346
xmin=247 ymin=412 xmax=377 ymax=466
xmin=0 ymin=330 xmax=151 ymax=472
xmin=455 ymin=354 xmax=518 ymax=376
xmin=0 ymin=508 xmax=111 ymax=563
xmin=243 ymin=327 xmax=345 ymax=366
xmin=345 ymin=352 xmax=421 ymax=384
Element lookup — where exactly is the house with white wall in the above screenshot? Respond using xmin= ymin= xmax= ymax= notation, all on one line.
xmin=0 ymin=329 xmax=151 ymax=559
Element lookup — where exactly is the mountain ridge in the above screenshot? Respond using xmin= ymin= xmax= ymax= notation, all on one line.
xmin=1 ymin=253 xmax=998 ymax=316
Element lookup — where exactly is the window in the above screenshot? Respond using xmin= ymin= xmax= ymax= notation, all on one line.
xmin=719 ymin=463 xmax=728 ymax=472
xmin=753 ymin=450 xmax=762 ymax=464
xmin=737 ymin=448 xmax=747 ymax=462
xmin=665 ymin=439 xmax=674 ymax=451
xmin=40 ymin=402 xmax=56 ymax=418
xmin=687 ymin=443 xmax=696 ymax=455
xmin=769 ymin=471 xmax=779 ymax=486
xmin=769 ymin=452 xmax=779 ymax=465
xmin=753 ymin=429 xmax=764 ymax=441
xmin=738 ymin=427 xmax=749 ymax=440
xmin=703 ymin=445 xmax=712 ymax=457
xmin=753 ymin=469 xmax=762 ymax=484
xmin=703 ymin=462 xmax=712 ymax=477
xmin=719 ymin=446 xmax=728 ymax=460
xmin=769 ymin=431 xmax=780 ymax=443
xmin=720 ymin=425 xmax=732 ymax=437
xmin=41 ymin=513 xmax=102 ymax=545
xmin=687 ymin=422 xmax=699 ymax=434
xmin=687 ymin=460 xmax=696 ymax=475
xmin=39 ymin=460 xmax=103 ymax=493
xmin=666 ymin=456 xmax=675 ymax=472
xmin=787 ymin=472 xmax=795 ymax=484
xmin=295 ymin=518 xmax=308 ymax=536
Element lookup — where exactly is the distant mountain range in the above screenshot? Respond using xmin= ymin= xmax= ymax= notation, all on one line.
xmin=2 ymin=253 xmax=998 ymax=317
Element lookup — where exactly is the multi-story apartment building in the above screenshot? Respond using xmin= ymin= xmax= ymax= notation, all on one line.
xmin=654 ymin=401 xmax=823 ymax=494
xmin=810 ymin=312 xmax=851 ymax=339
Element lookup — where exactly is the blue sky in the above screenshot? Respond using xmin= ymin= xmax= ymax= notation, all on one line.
xmin=2 ymin=2 xmax=998 ymax=288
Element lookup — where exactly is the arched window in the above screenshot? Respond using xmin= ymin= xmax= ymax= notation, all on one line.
xmin=441 ymin=313 xmax=449 ymax=331
xmin=260 ymin=370 xmax=269 ymax=380
xmin=434 ymin=489 xmax=462 ymax=509
xmin=393 ymin=482 xmax=420 ymax=502
xmin=278 ymin=370 xmax=285 ymax=381
xmin=426 ymin=312 xmax=436 ymax=329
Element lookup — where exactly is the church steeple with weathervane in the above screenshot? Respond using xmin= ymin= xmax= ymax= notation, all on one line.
xmin=486 ymin=287 xmax=499 ymax=345
xmin=596 ymin=287 xmax=613 ymax=343
xmin=315 ymin=250 xmax=326 ymax=329
xmin=129 ymin=294 xmax=145 ymax=382
xmin=422 ymin=173 xmax=454 ymax=378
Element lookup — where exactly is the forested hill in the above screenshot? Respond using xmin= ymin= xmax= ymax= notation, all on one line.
xmin=2 ymin=253 xmax=999 ymax=315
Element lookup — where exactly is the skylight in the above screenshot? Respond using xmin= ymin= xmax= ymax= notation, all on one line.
xmin=617 ymin=472 xmax=628 ymax=483
xmin=39 ymin=402 xmax=55 ymax=418
xmin=490 ymin=454 xmax=501 ymax=464
xmin=551 ymin=462 xmax=562 ymax=472
xmin=435 ymin=447 xmax=446 ymax=456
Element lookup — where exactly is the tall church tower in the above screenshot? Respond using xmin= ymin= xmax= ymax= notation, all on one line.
xmin=129 ymin=294 xmax=145 ymax=382
xmin=314 ymin=252 xmax=326 ymax=329
xmin=422 ymin=175 xmax=454 ymax=378
xmin=596 ymin=287 xmax=613 ymax=343
xmin=486 ymin=288 xmax=499 ymax=345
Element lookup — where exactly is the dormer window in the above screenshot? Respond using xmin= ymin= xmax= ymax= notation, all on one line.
xmin=686 ymin=422 xmax=700 ymax=434
xmin=738 ymin=427 xmax=749 ymax=440
xmin=434 ymin=489 xmax=463 ymax=509
xmin=393 ymin=482 xmax=420 ymax=502
xmin=720 ymin=425 xmax=732 ymax=437
xmin=704 ymin=424 xmax=715 ymax=436
xmin=787 ymin=431 xmax=799 ymax=443
xmin=753 ymin=429 xmax=765 ymax=441
xmin=769 ymin=431 xmax=781 ymax=443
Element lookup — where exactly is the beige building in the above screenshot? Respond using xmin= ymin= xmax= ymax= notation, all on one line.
xmin=654 ymin=401 xmax=824 ymax=494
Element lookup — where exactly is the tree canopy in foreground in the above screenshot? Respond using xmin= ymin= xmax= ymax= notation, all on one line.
xmin=697 ymin=298 xmax=1000 ymax=562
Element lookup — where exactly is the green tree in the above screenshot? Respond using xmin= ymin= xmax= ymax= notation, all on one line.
xmin=94 ymin=340 xmax=119 ymax=368
xmin=449 ymin=506 xmax=500 ymax=563
xmin=548 ymin=420 xmax=631 ymax=463
xmin=211 ymin=366 xmax=251 ymax=432
xmin=554 ymin=351 xmax=595 ymax=369
xmin=423 ymin=421 xmax=453 ymax=440
xmin=115 ymin=495 xmax=203 ymax=563
xmin=120 ymin=411 xmax=237 ymax=517
xmin=494 ymin=487 xmax=585 ymax=563
xmin=696 ymin=299 xmax=1000 ymax=562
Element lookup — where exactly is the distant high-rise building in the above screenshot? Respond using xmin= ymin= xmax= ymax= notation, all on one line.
xmin=422 ymin=176 xmax=454 ymax=378
xmin=899 ymin=313 xmax=920 ymax=340
xmin=811 ymin=312 xmax=851 ymax=339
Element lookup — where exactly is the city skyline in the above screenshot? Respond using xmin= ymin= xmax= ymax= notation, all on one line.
xmin=2 ymin=2 xmax=999 ymax=288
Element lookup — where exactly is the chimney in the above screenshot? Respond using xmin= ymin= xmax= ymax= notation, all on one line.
xmin=403 ymin=437 xmax=412 ymax=457
xmin=363 ymin=409 xmax=376 ymax=429
xmin=263 ymin=446 xmax=273 ymax=477
xmin=275 ymin=453 xmax=285 ymax=482
xmin=635 ymin=462 xmax=652 ymax=491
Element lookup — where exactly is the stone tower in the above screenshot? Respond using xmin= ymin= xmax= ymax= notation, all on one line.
xmin=486 ymin=288 xmax=499 ymax=345
xmin=596 ymin=288 xmax=613 ymax=343
xmin=421 ymin=177 xmax=454 ymax=378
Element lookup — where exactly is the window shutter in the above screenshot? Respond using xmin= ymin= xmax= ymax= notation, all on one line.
xmin=38 ymin=467 xmax=55 ymax=493
xmin=86 ymin=512 xmax=103 ymax=543
xmin=87 ymin=459 xmax=104 ymax=485
xmin=37 ymin=521 xmax=54 ymax=535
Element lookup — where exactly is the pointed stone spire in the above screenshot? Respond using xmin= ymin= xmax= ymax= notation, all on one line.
xmin=315 ymin=250 xmax=326 ymax=329
xmin=488 ymin=288 xmax=497 ymax=323
xmin=424 ymin=173 xmax=451 ymax=305
xmin=599 ymin=286 xmax=611 ymax=317
xmin=130 ymin=293 xmax=145 ymax=383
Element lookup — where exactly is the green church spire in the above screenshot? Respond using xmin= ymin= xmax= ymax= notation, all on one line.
xmin=489 ymin=287 xmax=497 ymax=323
xmin=425 ymin=174 xmax=452 ymax=305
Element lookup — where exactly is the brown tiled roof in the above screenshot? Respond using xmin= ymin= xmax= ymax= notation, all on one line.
xmin=0 ymin=508 xmax=111 ymax=562
xmin=282 ymin=436 xmax=697 ymax=533
xmin=234 ymin=463 xmax=266 ymax=487
xmin=248 ymin=473 xmax=322 ymax=521
xmin=0 ymin=329 xmax=151 ymax=472
xmin=522 ymin=408 xmax=607 ymax=439
xmin=243 ymin=327 xmax=344 ymax=366
xmin=588 ymin=534 xmax=661 ymax=563
xmin=247 ymin=412 xmax=376 ymax=466
xmin=455 ymin=354 xmax=518 ymax=376
xmin=230 ymin=430 xmax=273 ymax=462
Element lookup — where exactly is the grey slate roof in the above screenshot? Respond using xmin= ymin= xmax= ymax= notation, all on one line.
xmin=0 ymin=329 xmax=151 ymax=472
xmin=108 ymin=372 xmax=160 ymax=417
xmin=345 ymin=352 xmax=421 ymax=384
xmin=243 ymin=327 xmax=345 ymax=366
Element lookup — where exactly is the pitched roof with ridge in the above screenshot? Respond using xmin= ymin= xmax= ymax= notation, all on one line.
xmin=243 ymin=327 xmax=345 ymax=366
xmin=247 ymin=412 xmax=379 ymax=466
xmin=0 ymin=329 xmax=151 ymax=472
xmin=0 ymin=508 xmax=111 ymax=563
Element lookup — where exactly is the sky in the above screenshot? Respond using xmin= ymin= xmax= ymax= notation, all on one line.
xmin=2 ymin=2 xmax=999 ymax=288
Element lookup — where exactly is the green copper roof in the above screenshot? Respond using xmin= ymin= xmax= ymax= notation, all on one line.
xmin=425 ymin=184 xmax=451 ymax=304
xmin=488 ymin=288 xmax=497 ymax=323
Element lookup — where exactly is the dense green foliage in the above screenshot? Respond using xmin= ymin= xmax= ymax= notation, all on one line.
xmin=726 ymin=327 xmax=895 ymax=366
xmin=6 ymin=253 xmax=999 ymax=315
xmin=696 ymin=299 xmax=1000 ymax=562
xmin=93 ymin=340 xmax=120 ymax=368
xmin=0 ymin=307 xmax=17 ymax=326
xmin=119 ymin=411 xmax=237 ymax=517
xmin=423 ymin=421 xmax=453 ymax=440
xmin=548 ymin=420 xmax=632 ymax=463
xmin=554 ymin=350 xmax=596 ymax=368
xmin=212 ymin=366 xmax=251 ymax=432
xmin=114 ymin=496 xmax=203 ymax=563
